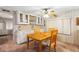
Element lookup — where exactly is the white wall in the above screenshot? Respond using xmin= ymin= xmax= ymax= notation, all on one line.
xmin=13 ymin=8 xmax=79 ymax=45
xmin=46 ymin=8 xmax=79 ymax=45
xmin=0 ymin=11 xmax=13 ymax=19
xmin=5 ymin=20 xmax=13 ymax=30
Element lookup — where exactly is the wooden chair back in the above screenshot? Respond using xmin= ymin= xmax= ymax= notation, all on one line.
xmin=34 ymin=26 xmax=40 ymax=33
xmin=51 ymin=30 xmax=58 ymax=44
xmin=48 ymin=28 xmax=57 ymax=33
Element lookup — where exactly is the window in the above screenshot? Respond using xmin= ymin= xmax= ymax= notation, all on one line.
xmin=47 ymin=19 xmax=71 ymax=35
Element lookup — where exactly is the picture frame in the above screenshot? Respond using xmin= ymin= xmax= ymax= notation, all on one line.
xmin=76 ymin=17 xmax=79 ymax=26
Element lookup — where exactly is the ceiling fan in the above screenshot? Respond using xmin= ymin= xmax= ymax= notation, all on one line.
xmin=41 ymin=8 xmax=57 ymax=18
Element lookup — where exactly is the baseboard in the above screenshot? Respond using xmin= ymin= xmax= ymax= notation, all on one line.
xmin=58 ymin=40 xmax=79 ymax=47
xmin=16 ymin=40 xmax=33 ymax=45
xmin=16 ymin=41 xmax=27 ymax=45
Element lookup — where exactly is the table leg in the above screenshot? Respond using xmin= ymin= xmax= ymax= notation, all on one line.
xmin=27 ymin=36 xmax=29 ymax=49
xmin=49 ymin=38 xmax=51 ymax=52
xmin=54 ymin=42 xmax=56 ymax=52
xmin=38 ymin=41 xmax=42 ymax=52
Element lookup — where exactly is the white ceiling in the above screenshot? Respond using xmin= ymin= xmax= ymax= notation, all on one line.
xmin=0 ymin=6 xmax=68 ymax=16
xmin=0 ymin=6 xmax=79 ymax=17
xmin=0 ymin=6 xmax=63 ymax=12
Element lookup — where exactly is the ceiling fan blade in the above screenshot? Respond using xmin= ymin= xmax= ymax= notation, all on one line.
xmin=53 ymin=14 xmax=57 ymax=17
xmin=40 ymin=8 xmax=57 ymax=17
xmin=48 ymin=9 xmax=57 ymax=17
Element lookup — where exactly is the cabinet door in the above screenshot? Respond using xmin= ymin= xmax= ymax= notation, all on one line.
xmin=17 ymin=11 xmax=29 ymax=24
xmin=29 ymin=15 xmax=36 ymax=24
xmin=24 ymin=14 xmax=29 ymax=24
xmin=36 ymin=17 xmax=44 ymax=25
xmin=17 ymin=12 xmax=24 ymax=24
xmin=20 ymin=13 xmax=23 ymax=22
xmin=41 ymin=17 xmax=44 ymax=25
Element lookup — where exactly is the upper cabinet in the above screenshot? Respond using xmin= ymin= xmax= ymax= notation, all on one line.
xmin=19 ymin=13 xmax=23 ymax=22
xmin=29 ymin=15 xmax=36 ymax=24
xmin=17 ymin=11 xmax=29 ymax=24
xmin=25 ymin=14 xmax=29 ymax=23
xmin=36 ymin=16 xmax=44 ymax=25
xmin=16 ymin=11 xmax=44 ymax=25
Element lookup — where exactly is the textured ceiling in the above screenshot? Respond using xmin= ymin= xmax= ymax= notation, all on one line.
xmin=0 ymin=6 xmax=64 ymax=13
xmin=0 ymin=6 xmax=79 ymax=17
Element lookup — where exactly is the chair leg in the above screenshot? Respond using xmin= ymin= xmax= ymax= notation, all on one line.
xmin=49 ymin=39 xmax=51 ymax=52
xmin=49 ymin=46 xmax=51 ymax=52
xmin=27 ymin=36 xmax=29 ymax=49
xmin=54 ymin=47 xmax=56 ymax=52
xmin=54 ymin=44 xmax=56 ymax=52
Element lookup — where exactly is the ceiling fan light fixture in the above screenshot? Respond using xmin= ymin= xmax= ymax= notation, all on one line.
xmin=54 ymin=14 xmax=57 ymax=17
xmin=41 ymin=8 xmax=57 ymax=18
xmin=43 ymin=14 xmax=49 ymax=18
xmin=42 ymin=9 xmax=48 ymax=14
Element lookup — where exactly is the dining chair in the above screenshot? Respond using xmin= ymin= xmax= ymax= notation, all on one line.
xmin=33 ymin=26 xmax=41 ymax=48
xmin=33 ymin=26 xmax=40 ymax=33
xmin=48 ymin=28 xmax=57 ymax=32
xmin=49 ymin=30 xmax=58 ymax=51
xmin=26 ymin=26 xmax=41 ymax=49
xmin=42 ymin=29 xmax=58 ymax=52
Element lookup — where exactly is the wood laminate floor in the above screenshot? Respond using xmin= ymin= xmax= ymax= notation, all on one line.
xmin=0 ymin=35 xmax=79 ymax=52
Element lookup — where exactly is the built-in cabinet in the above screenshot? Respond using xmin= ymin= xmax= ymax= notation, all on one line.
xmin=36 ymin=16 xmax=44 ymax=25
xmin=15 ymin=11 xmax=44 ymax=44
xmin=17 ymin=11 xmax=29 ymax=24
xmin=16 ymin=11 xmax=44 ymax=25
xmin=29 ymin=15 xmax=36 ymax=24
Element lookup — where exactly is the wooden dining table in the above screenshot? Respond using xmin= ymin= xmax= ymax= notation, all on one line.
xmin=27 ymin=32 xmax=51 ymax=51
